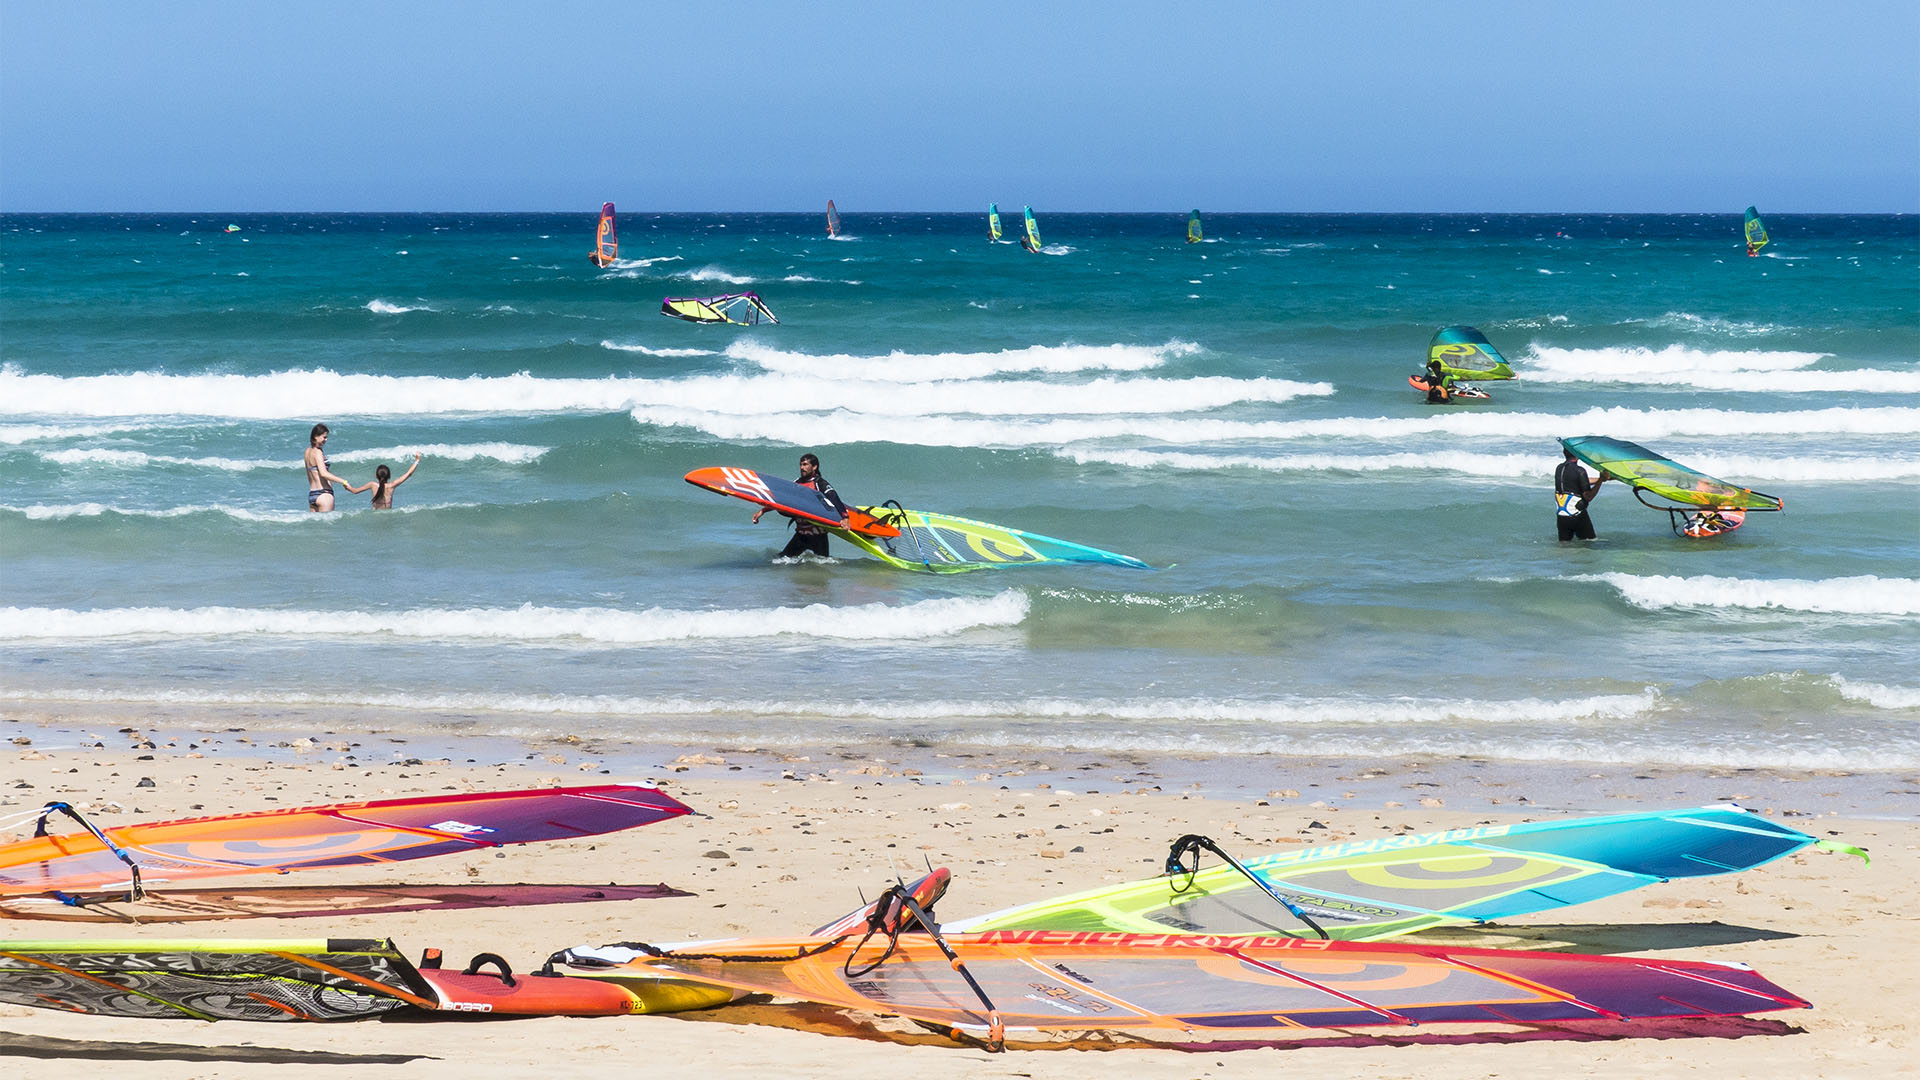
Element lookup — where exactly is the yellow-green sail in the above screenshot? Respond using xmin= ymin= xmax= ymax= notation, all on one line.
xmin=1744 ymin=206 xmax=1769 ymax=254
xmin=1428 ymin=325 xmax=1514 ymax=380
xmin=1186 ymin=209 xmax=1202 ymax=244
xmin=987 ymin=203 xmax=1002 ymax=241
xmin=832 ymin=506 xmax=1147 ymax=572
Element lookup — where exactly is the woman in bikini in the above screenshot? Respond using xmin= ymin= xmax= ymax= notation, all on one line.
xmin=367 ymin=453 xmax=422 ymax=509
xmin=304 ymin=423 xmax=365 ymax=512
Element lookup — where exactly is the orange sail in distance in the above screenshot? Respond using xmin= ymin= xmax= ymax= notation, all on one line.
xmin=589 ymin=202 xmax=618 ymax=267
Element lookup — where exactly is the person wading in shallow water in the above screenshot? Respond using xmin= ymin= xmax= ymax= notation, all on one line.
xmin=752 ymin=453 xmax=843 ymax=559
xmin=1555 ymin=446 xmax=1607 ymax=541
xmin=304 ymin=423 xmax=365 ymax=512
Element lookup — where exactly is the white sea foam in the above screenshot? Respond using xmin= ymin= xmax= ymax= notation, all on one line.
xmin=600 ymin=342 xmax=718 ymax=357
xmin=1830 ymin=676 xmax=1920 ymax=709
xmin=1522 ymin=345 xmax=1916 ymax=392
xmin=1062 ymin=447 xmax=1920 ymax=482
xmin=0 ymin=686 xmax=1655 ymax=729
xmin=0 ymin=422 xmax=154 ymax=445
xmin=1526 ymin=345 xmax=1826 ymax=376
xmin=1 ymin=502 xmax=315 ymax=523
xmin=0 ymin=592 xmax=1029 ymax=645
xmin=682 ymin=267 xmax=755 ymax=285
xmin=627 ymin=404 xmax=1920 ymax=449
xmin=1578 ymin=574 xmax=1920 ymax=616
xmin=365 ymin=299 xmax=433 ymax=314
xmin=1638 ymin=311 xmax=1786 ymax=337
xmin=34 ymin=442 xmax=548 ymax=471
xmin=724 ymin=340 xmax=1198 ymax=382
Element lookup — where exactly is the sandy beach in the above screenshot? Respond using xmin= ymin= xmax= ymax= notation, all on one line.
xmin=1 ymin=706 xmax=1912 ymax=1079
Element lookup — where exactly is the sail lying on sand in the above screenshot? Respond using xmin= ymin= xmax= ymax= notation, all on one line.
xmin=0 ymin=787 xmax=691 ymax=902
xmin=947 ymin=804 xmax=1860 ymax=939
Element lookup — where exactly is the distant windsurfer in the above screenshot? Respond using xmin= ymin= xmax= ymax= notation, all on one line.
xmin=1554 ymin=446 xmax=1606 ymax=541
xmin=752 ymin=453 xmax=843 ymax=559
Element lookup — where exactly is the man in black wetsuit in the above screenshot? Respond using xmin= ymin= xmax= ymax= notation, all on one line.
xmin=751 ymin=453 xmax=843 ymax=559
xmin=1424 ymin=359 xmax=1454 ymax=404
xmin=1555 ymin=447 xmax=1606 ymax=541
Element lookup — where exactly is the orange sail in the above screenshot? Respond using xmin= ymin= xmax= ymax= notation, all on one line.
xmin=589 ymin=202 xmax=618 ymax=267
xmin=0 ymin=786 xmax=690 ymax=900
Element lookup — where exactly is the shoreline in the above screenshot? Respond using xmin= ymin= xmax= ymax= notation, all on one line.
xmin=5 ymin=700 xmax=1916 ymax=822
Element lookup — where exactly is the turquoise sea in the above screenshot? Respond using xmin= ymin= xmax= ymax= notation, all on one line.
xmin=2 ymin=212 xmax=1916 ymax=770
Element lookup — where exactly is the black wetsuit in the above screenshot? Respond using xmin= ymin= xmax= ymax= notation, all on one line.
xmin=777 ymin=474 xmax=842 ymax=559
xmin=1424 ymin=364 xmax=1451 ymax=403
xmin=1555 ymin=458 xmax=1598 ymax=541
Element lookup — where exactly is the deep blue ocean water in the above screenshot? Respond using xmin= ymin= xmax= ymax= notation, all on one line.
xmin=2 ymin=211 xmax=1916 ymax=769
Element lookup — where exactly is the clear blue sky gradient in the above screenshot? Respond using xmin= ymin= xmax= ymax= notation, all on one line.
xmin=3 ymin=1 xmax=1915 ymax=212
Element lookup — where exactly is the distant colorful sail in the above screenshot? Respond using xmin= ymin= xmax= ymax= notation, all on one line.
xmin=987 ymin=203 xmax=1002 ymax=241
xmin=590 ymin=202 xmax=618 ymax=267
xmin=1186 ymin=209 xmax=1202 ymax=244
xmin=1021 ymin=206 xmax=1042 ymax=252
xmin=948 ymin=805 xmax=1853 ymax=939
xmin=1428 ymin=325 xmax=1515 ymax=381
xmin=659 ymin=293 xmax=779 ymax=325
xmin=0 ymin=786 xmax=692 ymax=901
xmin=826 ymin=200 xmax=840 ymax=238
xmin=1744 ymin=206 xmax=1769 ymax=255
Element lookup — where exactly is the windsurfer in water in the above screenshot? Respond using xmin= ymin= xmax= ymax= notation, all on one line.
xmin=1554 ymin=446 xmax=1607 ymax=541
xmin=1424 ymin=359 xmax=1454 ymax=404
xmin=752 ymin=453 xmax=843 ymax=559
xmin=304 ymin=423 xmax=366 ymax=512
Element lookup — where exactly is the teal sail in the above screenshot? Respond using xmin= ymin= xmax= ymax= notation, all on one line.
xmin=1428 ymin=326 xmax=1515 ymax=381
xmin=946 ymin=805 xmax=1861 ymax=940
xmin=987 ymin=203 xmax=1002 ymax=241
xmin=1021 ymin=206 xmax=1041 ymax=252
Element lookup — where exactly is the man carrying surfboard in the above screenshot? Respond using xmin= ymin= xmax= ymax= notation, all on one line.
xmin=752 ymin=453 xmax=844 ymax=559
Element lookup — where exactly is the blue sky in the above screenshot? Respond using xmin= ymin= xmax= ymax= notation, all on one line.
xmin=3 ymin=1 xmax=1914 ymax=211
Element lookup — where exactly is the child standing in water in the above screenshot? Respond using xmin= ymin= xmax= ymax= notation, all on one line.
xmin=367 ymin=453 xmax=422 ymax=509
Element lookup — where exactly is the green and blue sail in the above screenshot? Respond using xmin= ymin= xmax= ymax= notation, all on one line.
xmin=948 ymin=804 xmax=1863 ymax=940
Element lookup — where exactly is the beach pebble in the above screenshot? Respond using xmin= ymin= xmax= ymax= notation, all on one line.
xmin=135 ymin=777 xmax=155 ymax=788
xmin=9 ymin=737 xmax=29 ymax=746
xmin=703 ymin=849 xmax=730 ymax=859
xmin=1040 ymin=848 xmax=1065 ymax=859
xmin=1419 ymin=797 xmax=1444 ymax=808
